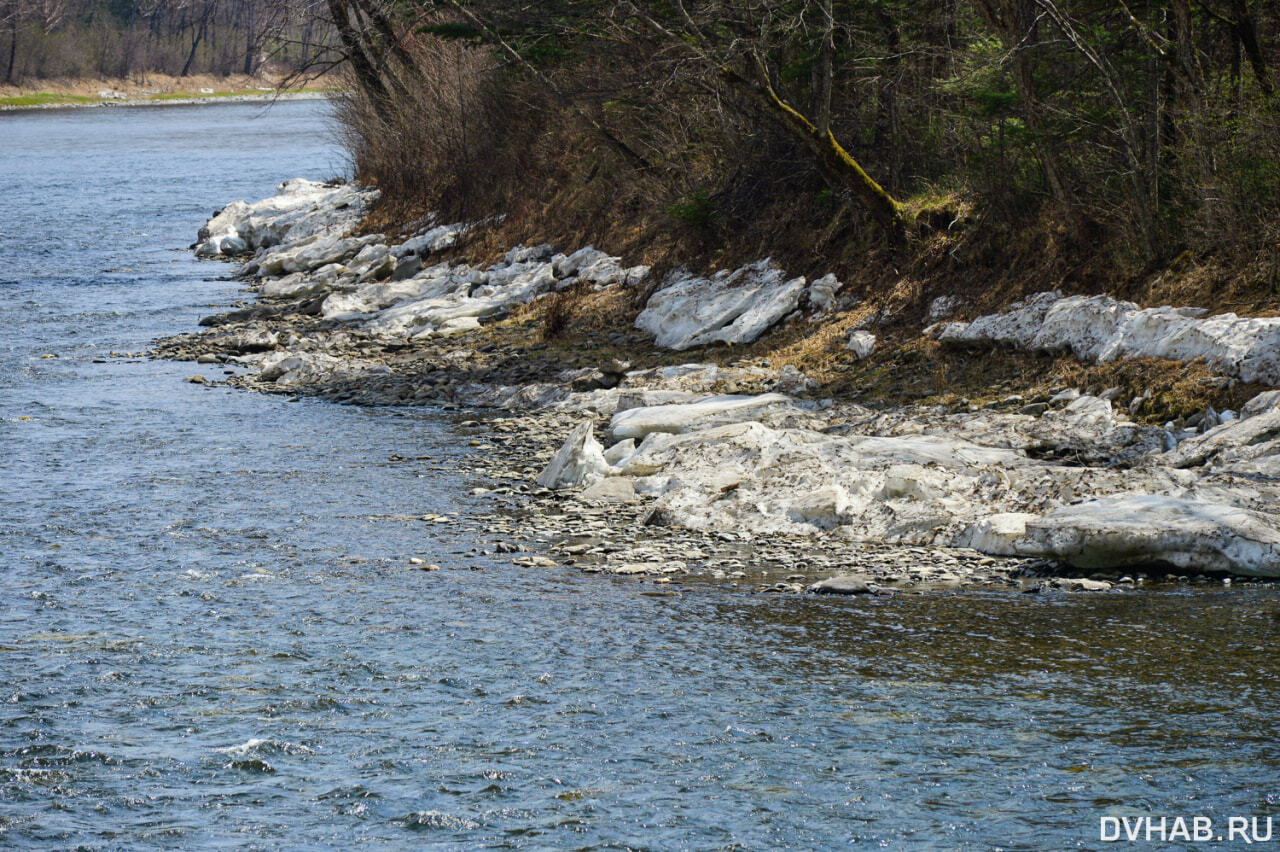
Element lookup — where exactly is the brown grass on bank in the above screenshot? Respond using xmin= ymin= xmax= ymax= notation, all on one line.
xmin=477 ymin=279 xmax=1265 ymax=430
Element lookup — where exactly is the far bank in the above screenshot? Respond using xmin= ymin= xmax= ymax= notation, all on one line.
xmin=0 ymin=72 xmax=338 ymax=111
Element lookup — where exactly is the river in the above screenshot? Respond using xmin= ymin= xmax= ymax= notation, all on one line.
xmin=2 ymin=100 xmax=1279 ymax=850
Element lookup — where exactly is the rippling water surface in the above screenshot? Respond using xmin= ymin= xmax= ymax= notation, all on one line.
xmin=2 ymin=102 xmax=1280 ymax=850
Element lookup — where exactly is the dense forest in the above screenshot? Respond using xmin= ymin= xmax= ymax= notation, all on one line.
xmin=1 ymin=0 xmax=330 ymax=82
xmin=12 ymin=1 xmax=1277 ymax=306
xmin=322 ymin=0 xmax=1280 ymax=313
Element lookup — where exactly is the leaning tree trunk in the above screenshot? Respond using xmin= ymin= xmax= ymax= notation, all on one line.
xmin=180 ymin=21 xmax=205 ymax=77
xmin=1229 ymin=0 xmax=1273 ymax=96
xmin=326 ymin=0 xmax=389 ymax=103
xmin=727 ymin=63 xmax=909 ymax=234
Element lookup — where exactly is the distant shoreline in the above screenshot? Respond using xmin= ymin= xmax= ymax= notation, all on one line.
xmin=0 ymin=90 xmax=334 ymax=113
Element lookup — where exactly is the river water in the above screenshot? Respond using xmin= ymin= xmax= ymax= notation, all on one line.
xmin=2 ymin=101 xmax=1279 ymax=850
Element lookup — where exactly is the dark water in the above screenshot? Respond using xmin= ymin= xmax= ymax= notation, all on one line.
xmin=3 ymin=102 xmax=1280 ymax=850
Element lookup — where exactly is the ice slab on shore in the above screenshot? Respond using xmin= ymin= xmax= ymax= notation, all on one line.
xmin=256 ymin=350 xmax=392 ymax=386
xmin=195 ymin=179 xmax=378 ymax=258
xmin=608 ymin=393 xmax=796 ymax=441
xmin=940 ymin=291 xmax=1280 ymax=385
xmin=635 ymin=259 xmax=806 ymax=349
xmin=1021 ymin=496 xmax=1280 ymax=576
xmin=537 ymin=421 xmax=610 ymax=490
xmin=582 ymin=387 xmax=1280 ymax=575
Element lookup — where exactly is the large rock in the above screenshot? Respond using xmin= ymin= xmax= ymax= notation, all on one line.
xmin=940 ymin=291 xmax=1280 ymax=385
xmin=1021 ymin=496 xmax=1280 ymax=576
xmin=635 ymin=259 xmax=807 ymax=349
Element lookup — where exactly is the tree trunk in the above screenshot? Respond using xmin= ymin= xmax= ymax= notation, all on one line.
xmin=814 ymin=0 xmax=833 ymax=137
xmin=6 ymin=19 xmax=17 ymax=84
xmin=972 ymin=0 xmax=1079 ymax=224
xmin=1229 ymin=0 xmax=1273 ymax=96
xmin=730 ymin=63 xmax=908 ymax=233
xmin=326 ymin=0 xmax=389 ymax=103
xmin=180 ymin=20 xmax=205 ymax=77
xmin=242 ymin=1 xmax=255 ymax=76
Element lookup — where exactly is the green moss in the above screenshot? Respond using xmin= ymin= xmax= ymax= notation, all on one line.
xmin=0 ymin=93 xmax=97 ymax=107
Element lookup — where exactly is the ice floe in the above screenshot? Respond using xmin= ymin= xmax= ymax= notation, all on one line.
xmin=635 ymin=260 xmax=807 ymax=349
xmin=940 ymin=290 xmax=1280 ymax=385
xmin=535 ymin=386 xmax=1280 ymax=575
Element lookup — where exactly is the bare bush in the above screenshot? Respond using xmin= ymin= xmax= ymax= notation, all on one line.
xmin=334 ymin=34 xmax=557 ymax=224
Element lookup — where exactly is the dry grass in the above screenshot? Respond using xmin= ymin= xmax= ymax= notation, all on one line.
xmin=496 ymin=273 xmax=1266 ymax=424
xmin=539 ymin=290 xmax=579 ymax=341
xmin=0 ymin=71 xmax=335 ymax=104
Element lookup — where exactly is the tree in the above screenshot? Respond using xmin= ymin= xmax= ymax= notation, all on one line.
xmin=614 ymin=0 xmax=911 ymax=232
xmin=3 ymin=0 xmax=67 ymax=83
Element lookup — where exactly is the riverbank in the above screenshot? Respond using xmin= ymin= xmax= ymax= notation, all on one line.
xmin=0 ymin=72 xmax=337 ymax=111
xmin=155 ymin=178 xmax=1280 ymax=592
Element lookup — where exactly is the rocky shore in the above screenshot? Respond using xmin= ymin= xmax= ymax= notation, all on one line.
xmin=154 ymin=179 xmax=1280 ymax=593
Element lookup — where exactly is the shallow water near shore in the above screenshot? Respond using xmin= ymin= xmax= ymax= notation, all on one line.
xmin=3 ymin=101 xmax=1280 ymax=850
